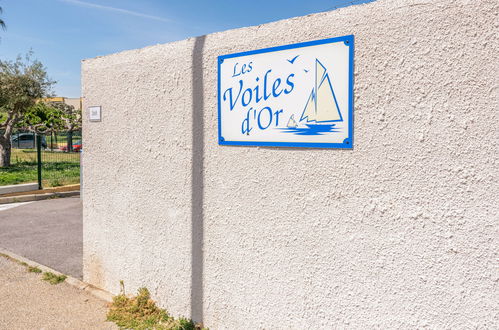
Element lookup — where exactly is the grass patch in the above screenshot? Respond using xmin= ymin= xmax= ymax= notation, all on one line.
xmin=107 ymin=287 xmax=206 ymax=330
xmin=0 ymin=149 xmax=79 ymax=187
xmin=28 ymin=266 xmax=42 ymax=273
xmin=48 ymin=178 xmax=63 ymax=187
xmin=11 ymin=149 xmax=80 ymax=163
xmin=42 ymin=272 xmax=67 ymax=285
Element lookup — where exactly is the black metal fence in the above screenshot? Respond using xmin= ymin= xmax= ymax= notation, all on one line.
xmin=9 ymin=129 xmax=81 ymax=189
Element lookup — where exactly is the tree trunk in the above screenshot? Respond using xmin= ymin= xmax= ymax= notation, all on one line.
xmin=0 ymin=133 xmax=12 ymax=167
xmin=0 ymin=112 xmax=18 ymax=167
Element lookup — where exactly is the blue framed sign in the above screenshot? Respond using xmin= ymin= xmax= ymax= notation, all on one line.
xmin=218 ymin=35 xmax=354 ymax=149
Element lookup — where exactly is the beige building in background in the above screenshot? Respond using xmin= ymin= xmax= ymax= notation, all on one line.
xmin=43 ymin=97 xmax=82 ymax=110
xmin=81 ymin=0 xmax=498 ymax=328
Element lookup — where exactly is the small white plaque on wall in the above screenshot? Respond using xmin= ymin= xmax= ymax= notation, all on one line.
xmin=218 ymin=35 xmax=354 ymax=148
xmin=88 ymin=106 xmax=101 ymax=122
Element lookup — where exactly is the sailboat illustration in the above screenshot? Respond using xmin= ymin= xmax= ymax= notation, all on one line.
xmin=279 ymin=58 xmax=343 ymax=136
xmin=300 ymin=59 xmax=343 ymax=126
xmin=287 ymin=115 xmax=298 ymax=128
xmin=279 ymin=58 xmax=343 ymax=135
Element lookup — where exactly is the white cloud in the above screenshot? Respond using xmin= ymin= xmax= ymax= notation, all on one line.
xmin=58 ymin=0 xmax=171 ymax=23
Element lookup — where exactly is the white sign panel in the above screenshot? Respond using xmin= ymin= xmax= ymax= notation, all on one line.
xmin=218 ymin=35 xmax=354 ymax=148
xmin=88 ymin=106 xmax=101 ymax=122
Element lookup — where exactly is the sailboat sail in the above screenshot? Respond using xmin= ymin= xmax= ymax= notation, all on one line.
xmin=300 ymin=59 xmax=342 ymax=124
xmin=316 ymin=60 xmax=327 ymax=92
xmin=302 ymin=92 xmax=316 ymax=122
xmin=316 ymin=74 xmax=341 ymax=122
xmin=287 ymin=115 xmax=298 ymax=128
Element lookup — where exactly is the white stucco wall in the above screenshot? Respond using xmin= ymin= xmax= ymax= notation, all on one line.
xmin=82 ymin=0 xmax=499 ymax=328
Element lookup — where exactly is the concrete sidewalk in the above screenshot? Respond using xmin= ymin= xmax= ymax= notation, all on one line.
xmin=0 ymin=197 xmax=82 ymax=278
xmin=0 ymin=255 xmax=116 ymax=329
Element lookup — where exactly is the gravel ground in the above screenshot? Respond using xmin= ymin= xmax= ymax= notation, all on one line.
xmin=0 ymin=255 xmax=117 ymax=329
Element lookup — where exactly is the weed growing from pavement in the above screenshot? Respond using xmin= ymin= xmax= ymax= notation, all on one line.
xmin=1 ymin=253 xmax=37 ymax=270
xmin=0 ymin=253 xmax=20 ymax=264
xmin=28 ymin=266 xmax=42 ymax=273
xmin=107 ymin=287 xmax=207 ymax=330
xmin=42 ymin=272 xmax=67 ymax=284
xmin=0 ymin=254 xmax=30 ymax=268
xmin=0 ymin=254 xmax=68 ymax=285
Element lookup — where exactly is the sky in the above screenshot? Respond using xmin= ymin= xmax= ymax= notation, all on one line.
xmin=0 ymin=0 xmax=372 ymax=97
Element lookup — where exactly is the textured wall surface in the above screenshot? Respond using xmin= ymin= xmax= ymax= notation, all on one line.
xmin=82 ymin=0 xmax=499 ymax=328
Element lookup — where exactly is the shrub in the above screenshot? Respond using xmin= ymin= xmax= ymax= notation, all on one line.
xmin=107 ymin=287 xmax=205 ymax=330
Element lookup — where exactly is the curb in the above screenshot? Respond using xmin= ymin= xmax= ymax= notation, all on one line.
xmin=0 ymin=190 xmax=80 ymax=205
xmin=0 ymin=183 xmax=39 ymax=195
xmin=0 ymin=248 xmax=114 ymax=303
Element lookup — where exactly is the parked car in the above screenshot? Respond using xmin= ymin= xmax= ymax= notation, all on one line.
xmin=60 ymin=140 xmax=82 ymax=152
xmin=11 ymin=133 xmax=47 ymax=149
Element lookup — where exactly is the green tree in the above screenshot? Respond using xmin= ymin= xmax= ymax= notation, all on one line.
xmin=0 ymin=52 xmax=55 ymax=167
xmin=19 ymin=101 xmax=81 ymax=151
xmin=46 ymin=101 xmax=81 ymax=132
xmin=18 ymin=102 xmax=65 ymax=134
xmin=46 ymin=101 xmax=82 ymax=151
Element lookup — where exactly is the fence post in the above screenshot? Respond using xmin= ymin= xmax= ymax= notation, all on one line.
xmin=67 ymin=131 xmax=73 ymax=152
xmin=37 ymin=134 xmax=42 ymax=190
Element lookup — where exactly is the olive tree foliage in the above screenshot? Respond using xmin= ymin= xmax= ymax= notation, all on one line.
xmin=19 ymin=101 xmax=81 ymax=134
xmin=47 ymin=101 xmax=81 ymax=132
xmin=45 ymin=101 xmax=82 ymax=151
xmin=0 ymin=52 xmax=55 ymax=167
xmin=18 ymin=102 xmax=64 ymax=134
xmin=0 ymin=6 xmax=6 ymax=32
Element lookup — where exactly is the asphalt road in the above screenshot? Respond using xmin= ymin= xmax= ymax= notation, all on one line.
xmin=0 ymin=197 xmax=82 ymax=279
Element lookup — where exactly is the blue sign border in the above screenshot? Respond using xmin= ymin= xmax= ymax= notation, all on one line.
xmin=217 ymin=35 xmax=354 ymax=149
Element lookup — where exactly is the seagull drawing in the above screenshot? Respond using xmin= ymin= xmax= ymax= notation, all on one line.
xmin=287 ymin=55 xmax=299 ymax=64
xmin=304 ymin=69 xmax=309 ymax=73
